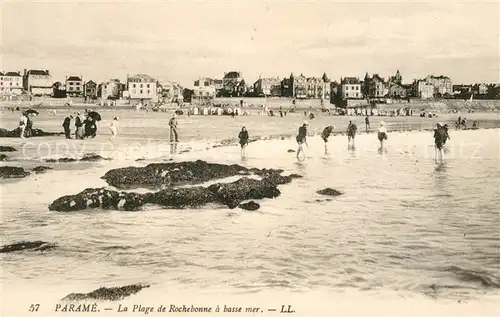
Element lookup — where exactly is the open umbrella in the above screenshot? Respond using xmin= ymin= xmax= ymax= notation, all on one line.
xmin=24 ymin=109 xmax=39 ymax=115
xmin=87 ymin=111 xmax=102 ymax=121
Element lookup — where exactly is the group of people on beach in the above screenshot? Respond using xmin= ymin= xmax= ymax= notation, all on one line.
xmin=61 ymin=109 xmax=118 ymax=140
xmin=18 ymin=112 xmax=34 ymax=139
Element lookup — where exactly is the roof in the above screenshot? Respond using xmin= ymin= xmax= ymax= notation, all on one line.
xmin=0 ymin=72 xmax=3 ymax=76
xmin=224 ymin=71 xmax=241 ymax=79
xmin=27 ymin=70 xmax=50 ymax=76
xmin=85 ymin=80 xmax=96 ymax=85
xmin=341 ymin=77 xmax=360 ymax=85
xmin=429 ymin=75 xmax=450 ymax=80
xmin=128 ymin=74 xmax=156 ymax=82
xmin=67 ymin=76 xmax=82 ymax=81
xmin=4 ymin=71 xmax=21 ymax=76
xmin=372 ymin=74 xmax=384 ymax=82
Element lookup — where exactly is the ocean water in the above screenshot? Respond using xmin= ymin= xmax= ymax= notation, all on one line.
xmin=1 ymin=113 xmax=500 ymax=316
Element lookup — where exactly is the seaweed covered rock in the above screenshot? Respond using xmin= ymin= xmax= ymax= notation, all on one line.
xmin=32 ymin=166 xmax=53 ymax=173
xmin=46 ymin=158 xmax=77 ymax=163
xmin=48 ymin=188 xmax=136 ymax=212
xmin=208 ymin=177 xmax=280 ymax=209
xmin=0 ymin=166 xmax=30 ymax=178
xmin=0 ymin=154 xmax=7 ymax=161
xmin=0 ymin=241 xmax=55 ymax=253
xmin=0 ymin=145 xmax=16 ymax=152
xmin=62 ymin=284 xmax=150 ymax=301
xmin=101 ymin=160 xmax=252 ymax=189
xmin=79 ymin=153 xmax=112 ymax=162
xmin=317 ymin=188 xmax=343 ymax=196
xmin=147 ymin=187 xmax=217 ymax=208
xmin=239 ymin=201 xmax=260 ymax=211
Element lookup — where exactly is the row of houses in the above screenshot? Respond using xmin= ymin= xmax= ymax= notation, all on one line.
xmin=0 ymin=70 xmax=183 ymax=103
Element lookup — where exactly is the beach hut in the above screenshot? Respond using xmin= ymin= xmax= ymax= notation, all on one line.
xmin=193 ymin=107 xmax=199 ymax=115
xmin=217 ymin=108 xmax=223 ymax=116
xmin=203 ymin=107 xmax=209 ymax=115
xmin=234 ymin=108 xmax=240 ymax=115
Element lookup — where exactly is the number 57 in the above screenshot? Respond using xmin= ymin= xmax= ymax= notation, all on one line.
xmin=29 ymin=304 xmax=40 ymax=312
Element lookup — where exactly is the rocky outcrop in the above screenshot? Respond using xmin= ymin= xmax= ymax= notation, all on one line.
xmin=0 ymin=145 xmax=16 ymax=152
xmin=0 ymin=128 xmax=64 ymax=138
xmin=148 ymin=187 xmax=218 ymax=209
xmin=0 ymin=166 xmax=30 ymax=178
xmin=0 ymin=241 xmax=55 ymax=253
xmin=208 ymin=177 xmax=280 ymax=208
xmin=50 ymin=178 xmax=283 ymax=212
xmin=239 ymin=201 xmax=260 ymax=211
xmin=317 ymin=188 xmax=343 ymax=196
xmin=62 ymin=284 xmax=150 ymax=301
xmin=287 ymin=149 xmax=296 ymax=153
xmin=101 ymin=160 xmax=277 ymax=190
xmin=46 ymin=153 xmax=111 ymax=163
xmin=32 ymin=166 xmax=53 ymax=173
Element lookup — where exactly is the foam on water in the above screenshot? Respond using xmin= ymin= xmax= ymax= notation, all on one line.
xmin=1 ymin=128 xmax=500 ymax=316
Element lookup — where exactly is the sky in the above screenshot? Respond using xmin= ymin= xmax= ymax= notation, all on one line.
xmin=1 ymin=0 xmax=498 ymax=87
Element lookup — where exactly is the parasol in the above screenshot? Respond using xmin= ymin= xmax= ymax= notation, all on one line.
xmin=24 ymin=109 xmax=39 ymax=115
xmin=87 ymin=111 xmax=102 ymax=121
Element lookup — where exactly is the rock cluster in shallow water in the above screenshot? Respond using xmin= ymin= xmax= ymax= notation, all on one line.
xmin=0 ymin=241 xmax=56 ymax=253
xmin=0 ymin=127 xmax=63 ymax=138
xmin=0 ymin=166 xmax=30 ymax=178
xmin=62 ymin=284 xmax=150 ymax=301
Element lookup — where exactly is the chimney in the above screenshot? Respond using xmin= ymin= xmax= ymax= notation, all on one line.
xmin=24 ymin=69 xmax=27 ymax=77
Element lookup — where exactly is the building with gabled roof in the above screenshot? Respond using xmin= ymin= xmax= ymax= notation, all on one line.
xmin=340 ymin=77 xmax=362 ymax=99
xmin=126 ymin=73 xmax=158 ymax=101
xmin=66 ymin=75 xmax=83 ymax=97
xmin=0 ymin=71 xmax=23 ymax=95
xmin=23 ymin=69 xmax=52 ymax=96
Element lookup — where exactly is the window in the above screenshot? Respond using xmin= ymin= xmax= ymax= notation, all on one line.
xmin=140 ymin=90 xmax=143 ymax=94
xmin=147 ymin=90 xmax=150 ymax=94
xmin=140 ymin=84 xmax=143 ymax=88
xmin=133 ymin=84 xmax=136 ymax=88
xmin=147 ymin=84 xmax=150 ymax=88
xmin=132 ymin=89 xmax=136 ymax=93
xmin=346 ymin=86 xmax=349 ymax=90
xmin=356 ymin=93 xmax=359 ymax=97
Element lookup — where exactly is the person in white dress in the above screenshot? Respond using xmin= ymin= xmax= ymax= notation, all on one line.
xmin=109 ymin=117 xmax=119 ymax=139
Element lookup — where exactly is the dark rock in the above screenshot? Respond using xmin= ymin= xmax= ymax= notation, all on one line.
xmin=62 ymin=284 xmax=150 ymax=301
xmin=287 ymin=149 xmax=296 ymax=153
xmin=49 ymin=188 xmax=122 ymax=212
xmin=0 ymin=154 xmax=7 ymax=161
xmin=46 ymin=158 xmax=77 ymax=163
xmin=239 ymin=201 xmax=260 ymax=211
xmin=208 ymin=177 xmax=280 ymax=209
xmin=317 ymin=188 xmax=343 ymax=196
xmin=79 ymin=153 xmax=112 ymax=162
xmin=0 ymin=241 xmax=55 ymax=253
xmin=0 ymin=145 xmax=16 ymax=152
xmin=0 ymin=166 xmax=30 ymax=178
xmin=101 ymin=160 xmax=252 ymax=190
xmin=32 ymin=166 xmax=53 ymax=173
xmin=147 ymin=187 xmax=218 ymax=208
xmin=0 ymin=127 xmax=64 ymax=138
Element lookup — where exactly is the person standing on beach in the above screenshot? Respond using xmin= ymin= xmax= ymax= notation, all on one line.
xmin=169 ymin=114 xmax=179 ymax=143
xmin=19 ymin=113 xmax=28 ymax=139
xmin=109 ymin=117 xmax=119 ymax=140
xmin=321 ymin=125 xmax=335 ymax=154
xmin=377 ymin=121 xmax=388 ymax=149
xmin=347 ymin=120 xmax=357 ymax=147
xmin=296 ymin=121 xmax=309 ymax=161
xmin=238 ymin=126 xmax=249 ymax=157
xmin=75 ymin=112 xmax=84 ymax=140
xmin=365 ymin=115 xmax=370 ymax=133
xmin=62 ymin=115 xmax=73 ymax=139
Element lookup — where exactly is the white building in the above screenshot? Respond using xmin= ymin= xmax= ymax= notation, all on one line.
xmin=0 ymin=71 xmax=23 ymax=95
xmin=127 ymin=74 xmax=157 ymax=101
xmin=340 ymin=77 xmax=362 ymax=99
xmin=65 ymin=76 xmax=83 ymax=97
xmin=23 ymin=69 xmax=52 ymax=96
xmin=192 ymin=86 xmax=215 ymax=102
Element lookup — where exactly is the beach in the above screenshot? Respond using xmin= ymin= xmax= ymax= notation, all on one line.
xmin=1 ymin=109 xmax=500 ymax=317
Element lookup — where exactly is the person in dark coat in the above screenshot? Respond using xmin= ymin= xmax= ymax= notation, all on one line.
xmin=296 ymin=121 xmax=309 ymax=161
xmin=321 ymin=125 xmax=335 ymax=154
xmin=62 ymin=115 xmax=73 ymax=139
xmin=75 ymin=112 xmax=84 ymax=139
xmin=238 ymin=126 xmax=249 ymax=158
xmin=169 ymin=114 xmax=179 ymax=142
xmin=434 ymin=123 xmax=449 ymax=162
xmin=347 ymin=120 xmax=357 ymax=147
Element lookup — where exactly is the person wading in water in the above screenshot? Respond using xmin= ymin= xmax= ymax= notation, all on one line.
xmin=434 ymin=123 xmax=449 ymax=163
xmin=347 ymin=120 xmax=357 ymax=148
xmin=296 ymin=121 xmax=309 ymax=161
xmin=238 ymin=126 xmax=249 ymax=158
xmin=109 ymin=117 xmax=119 ymax=140
xmin=62 ymin=115 xmax=73 ymax=139
xmin=169 ymin=114 xmax=179 ymax=143
xmin=365 ymin=115 xmax=370 ymax=133
xmin=321 ymin=125 xmax=335 ymax=155
xmin=377 ymin=121 xmax=388 ymax=150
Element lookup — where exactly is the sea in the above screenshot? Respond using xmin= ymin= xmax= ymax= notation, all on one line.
xmin=1 ymin=109 xmax=499 ymax=317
